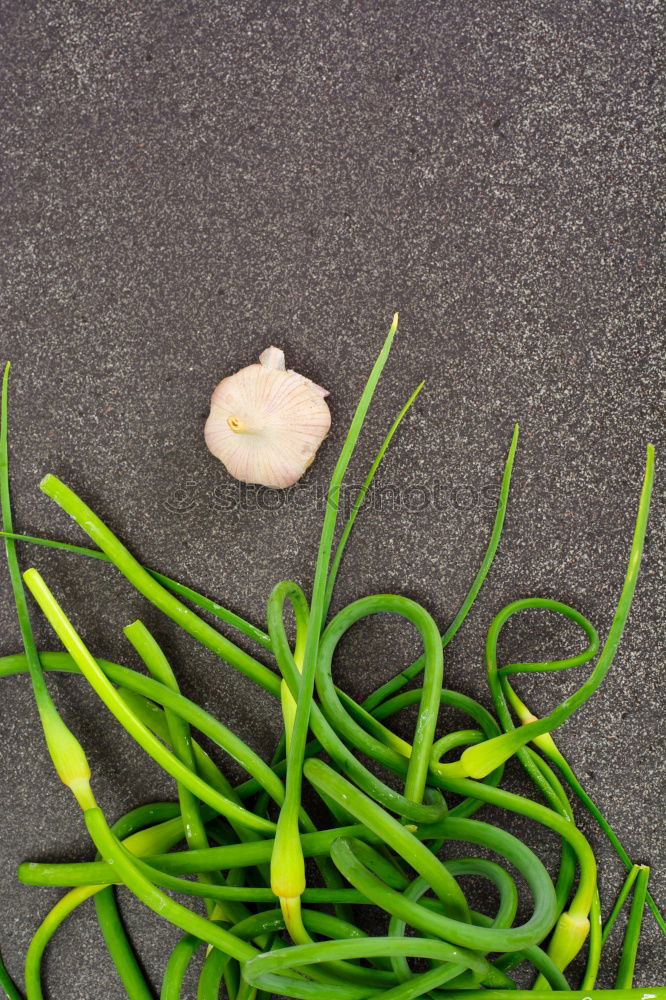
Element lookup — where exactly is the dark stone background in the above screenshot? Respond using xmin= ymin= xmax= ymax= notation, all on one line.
xmin=0 ymin=1 xmax=663 ymax=996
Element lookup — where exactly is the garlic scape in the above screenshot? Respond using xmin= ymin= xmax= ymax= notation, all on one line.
xmin=204 ymin=347 xmax=331 ymax=489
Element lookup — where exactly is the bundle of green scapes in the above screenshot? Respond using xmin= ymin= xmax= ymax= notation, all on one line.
xmin=0 ymin=320 xmax=663 ymax=1000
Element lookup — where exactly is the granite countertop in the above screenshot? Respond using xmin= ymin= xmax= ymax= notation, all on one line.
xmin=0 ymin=2 xmax=663 ymax=996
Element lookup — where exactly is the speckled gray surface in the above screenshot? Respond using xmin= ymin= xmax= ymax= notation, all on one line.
xmin=0 ymin=1 xmax=664 ymax=997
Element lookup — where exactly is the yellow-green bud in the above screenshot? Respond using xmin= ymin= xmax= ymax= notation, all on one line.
xmin=459 ymin=729 xmax=527 ymax=779
xmin=38 ymin=699 xmax=95 ymax=811
xmin=542 ymin=910 xmax=590 ymax=976
xmin=271 ymin=814 xmax=305 ymax=899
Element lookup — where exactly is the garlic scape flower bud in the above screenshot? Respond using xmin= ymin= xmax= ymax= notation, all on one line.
xmin=204 ymin=347 xmax=331 ymax=489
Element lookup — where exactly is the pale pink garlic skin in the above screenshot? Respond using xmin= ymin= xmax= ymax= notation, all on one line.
xmin=204 ymin=347 xmax=331 ymax=489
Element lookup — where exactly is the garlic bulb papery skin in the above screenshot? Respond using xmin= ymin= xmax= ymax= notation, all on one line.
xmin=204 ymin=347 xmax=331 ymax=489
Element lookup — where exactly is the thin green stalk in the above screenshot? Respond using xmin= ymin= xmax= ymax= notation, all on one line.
xmin=197 ymin=946 xmax=230 ymax=1000
xmin=86 ymin=842 xmax=373 ymax=908
xmin=615 ymin=865 xmax=650 ymax=987
xmin=93 ymin=893 xmax=149 ymax=998
xmin=160 ymin=934 xmax=204 ymax=1000
xmin=24 ymin=887 xmax=101 ymax=1000
xmin=1 ymin=364 xmax=48 ymax=701
xmin=522 ymin=748 xmax=578 ymax=919
xmin=582 ymin=888 xmax=603 ymax=990
xmin=322 ymin=380 xmax=424 ymax=617
xmin=2 ymin=364 xmax=93 ymax=811
xmin=602 ymin=866 xmax=642 ymax=946
xmin=0 ymin=950 xmax=22 ymax=1000
xmin=0 ymin=646 xmax=292 ymax=834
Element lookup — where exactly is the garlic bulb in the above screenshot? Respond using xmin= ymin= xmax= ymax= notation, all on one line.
xmin=204 ymin=347 xmax=331 ymax=489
